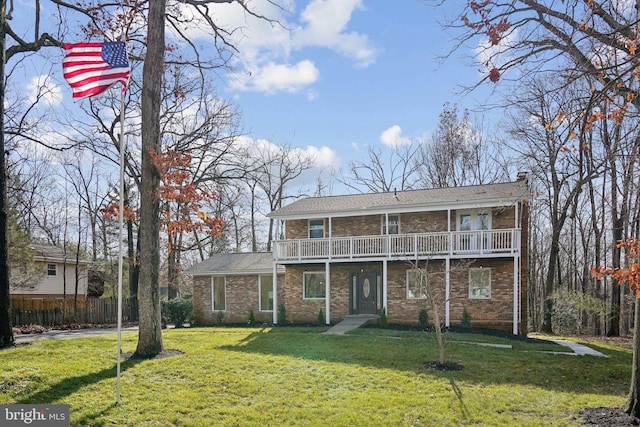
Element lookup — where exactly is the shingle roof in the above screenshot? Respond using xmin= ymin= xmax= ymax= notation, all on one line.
xmin=185 ymin=252 xmax=282 ymax=276
xmin=269 ymin=180 xmax=529 ymax=219
xmin=31 ymin=244 xmax=90 ymax=264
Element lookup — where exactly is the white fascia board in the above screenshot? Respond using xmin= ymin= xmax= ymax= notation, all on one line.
xmin=268 ymin=197 xmax=522 ymax=221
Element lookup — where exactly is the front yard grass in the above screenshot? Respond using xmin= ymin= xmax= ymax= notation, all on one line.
xmin=0 ymin=327 xmax=631 ymax=426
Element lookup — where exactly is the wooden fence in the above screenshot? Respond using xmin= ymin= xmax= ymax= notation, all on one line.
xmin=11 ymin=297 xmax=139 ymax=327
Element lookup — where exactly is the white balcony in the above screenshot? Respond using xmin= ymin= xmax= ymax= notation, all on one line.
xmin=274 ymin=229 xmax=521 ymax=262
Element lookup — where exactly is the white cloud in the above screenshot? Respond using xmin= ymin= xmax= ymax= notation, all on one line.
xmin=27 ymin=75 xmax=63 ymax=106
xmin=294 ymin=0 xmax=378 ymax=68
xmin=380 ymin=125 xmax=412 ymax=148
xmin=177 ymin=0 xmax=377 ymax=95
xmin=474 ymin=27 xmax=518 ymax=74
xmin=230 ymin=60 xmax=319 ymax=94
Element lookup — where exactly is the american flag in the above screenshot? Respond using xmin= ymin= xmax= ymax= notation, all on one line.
xmin=63 ymin=42 xmax=130 ymax=99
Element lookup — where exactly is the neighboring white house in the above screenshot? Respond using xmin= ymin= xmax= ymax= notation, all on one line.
xmin=11 ymin=244 xmax=90 ymax=300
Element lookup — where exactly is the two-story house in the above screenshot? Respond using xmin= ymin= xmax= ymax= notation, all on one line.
xmin=189 ymin=176 xmax=529 ymax=334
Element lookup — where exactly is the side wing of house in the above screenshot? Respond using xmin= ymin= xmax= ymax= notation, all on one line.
xmin=188 ymin=253 xmax=285 ymax=326
xmin=269 ymin=179 xmax=529 ymax=334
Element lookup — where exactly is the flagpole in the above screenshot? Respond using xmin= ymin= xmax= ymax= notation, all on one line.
xmin=116 ymin=89 xmax=125 ymax=404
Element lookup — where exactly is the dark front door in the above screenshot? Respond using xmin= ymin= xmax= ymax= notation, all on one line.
xmin=357 ymin=272 xmax=377 ymax=314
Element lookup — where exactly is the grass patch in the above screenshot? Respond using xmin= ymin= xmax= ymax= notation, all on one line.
xmin=1 ymin=327 xmax=631 ymax=426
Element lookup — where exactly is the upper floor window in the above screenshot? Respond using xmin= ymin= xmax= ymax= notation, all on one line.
xmin=309 ymin=219 xmax=325 ymax=239
xmin=458 ymin=210 xmax=491 ymax=231
xmin=47 ymin=264 xmax=57 ymax=276
xmin=382 ymin=215 xmax=399 ymax=235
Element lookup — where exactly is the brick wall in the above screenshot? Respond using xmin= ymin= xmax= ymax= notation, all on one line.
xmin=192 ymin=274 xmax=284 ymax=325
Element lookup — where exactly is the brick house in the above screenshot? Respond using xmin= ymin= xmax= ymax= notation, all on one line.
xmin=190 ymin=177 xmax=529 ymax=334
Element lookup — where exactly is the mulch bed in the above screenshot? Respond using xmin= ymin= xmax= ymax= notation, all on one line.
xmin=423 ymin=361 xmax=464 ymax=371
xmin=579 ymin=407 xmax=639 ymax=426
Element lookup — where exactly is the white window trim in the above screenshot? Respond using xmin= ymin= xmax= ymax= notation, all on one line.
xmin=308 ymin=219 xmax=325 ymax=239
xmin=303 ymin=271 xmax=326 ymax=299
xmin=47 ymin=263 xmax=57 ymax=277
xmin=406 ymin=269 xmax=428 ymax=299
xmin=259 ymin=275 xmax=274 ymax=312
xmin=469 ymin=267 xmax=491 ymax=299
xmin=381 ymin=215 xmax=400 ymax=235
xmin=211 ymin=276 xmax=226 ymax=311
xmin=456 ymin=210 xmax=492 ymax=231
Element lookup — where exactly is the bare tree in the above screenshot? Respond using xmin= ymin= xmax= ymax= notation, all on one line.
xmin=340 ymin=143 xmax=420 ymax=193
xmin=416 ymin=103 xmax=507 ymax=189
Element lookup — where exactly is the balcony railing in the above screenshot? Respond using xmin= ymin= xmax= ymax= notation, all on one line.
xmin=274 ymin=229 xmax=521 ymax=262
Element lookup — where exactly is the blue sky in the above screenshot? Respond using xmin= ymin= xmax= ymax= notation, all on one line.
xmin=205 ymin=0 xmax=496 ymax=178
xmin=14 ymin=0 xmax=499 ymax=191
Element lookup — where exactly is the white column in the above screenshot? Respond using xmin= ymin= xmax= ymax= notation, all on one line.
xmin=445 ymin=257 xmax=450 ymax=327
xmin=272 ymin=261 xmax=278 ymax=324
xmin=325 ymin=261 xmax=331 ymax=324
xmin=513 ymin=201 xmax=520 ymax=335
xmin=513 ymin=254 xmax=519 ymax=335
xmin=382 ymin=259 xmax=388 ymax=311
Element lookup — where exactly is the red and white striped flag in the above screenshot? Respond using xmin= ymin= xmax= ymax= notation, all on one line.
xmin=63 ymin=42 xmax=130 ymax=99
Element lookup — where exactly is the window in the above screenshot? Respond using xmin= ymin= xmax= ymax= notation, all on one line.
xmin=469 ymin=268 xmax=491 ymax=299
xmin=303 ymin=271 xmax=326 ymax=299
xmin=259 ymin=275 xmax=274 ymax=311
xmin=406 ymin=269 xmax=428 ymax=299
xmin=457 ymin=210 xmax=492 ymax=251
xmin=382 ymin=215 xmax=400 ymax=235
xmin=47 ymin=264 xmax=57 ymax=277
xmin=212 ymin=277 xmax=226 ymax=311
xmin=457 ymin=210 xmax=491 ymax=231
xmin=309 ymin=219 xmax=325 ymax=239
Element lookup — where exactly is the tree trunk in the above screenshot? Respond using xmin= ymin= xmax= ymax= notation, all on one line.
xmin=624 ymin=298 xmax=640 ymax=417
xmin=0 ymin=0 xmax=13 ymax=349
xmin=135 ymin=0 xmax=165 ymax=357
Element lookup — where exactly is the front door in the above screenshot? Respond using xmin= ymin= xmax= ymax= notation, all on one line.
xmin=357 ymin=272 xmax=377 ymax=314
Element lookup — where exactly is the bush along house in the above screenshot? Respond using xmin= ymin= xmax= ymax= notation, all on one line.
xmin=189 ymin=175 xmax=529 ymax=335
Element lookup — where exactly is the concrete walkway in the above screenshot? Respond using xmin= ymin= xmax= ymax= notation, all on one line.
xmin=324 ymin=315 xmax=379 ymax=335
xmin=550 ymin=339 xmax=609 ymax=357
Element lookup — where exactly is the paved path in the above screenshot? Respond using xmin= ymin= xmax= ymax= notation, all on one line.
xmin=324 ymin=315 xmax=378 ymax=335
xmin=550 ymin=339 xmax=608 ymax=357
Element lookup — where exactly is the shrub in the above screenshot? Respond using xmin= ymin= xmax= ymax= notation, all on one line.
xmin=418 ymin=308 xmax=429 ymax=330
xmin=460 ymin=308 xmax=472 ymax=329
xmin=278 ymin=304 xmax=287 ymax=325
xmin=248 ymin=311 xmax=256 ymax=326
xmin=165 ymin=298 xmax=193 ymax=328
xmin=379 ymin=308 xmax=388 ymax=328
xmin=317 ymin=309 xmax=325 ymax=325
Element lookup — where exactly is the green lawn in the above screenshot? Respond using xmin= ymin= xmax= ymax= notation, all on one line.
xmin=0 ymin=327 xmax=631 ymax=426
